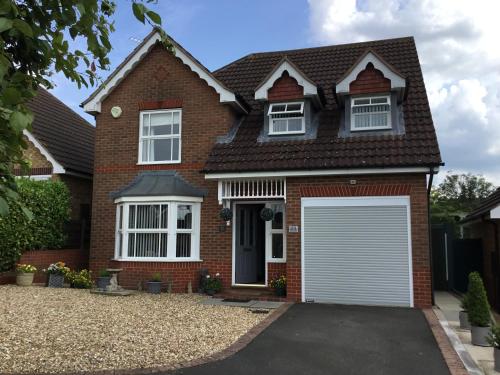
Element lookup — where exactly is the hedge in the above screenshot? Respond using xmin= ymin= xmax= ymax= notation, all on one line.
xmin=0 ymin=178 xmax=70 ymax=272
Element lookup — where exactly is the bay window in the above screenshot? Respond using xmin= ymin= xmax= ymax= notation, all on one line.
xmin=114 ymin=200 xmax=200 ymax=261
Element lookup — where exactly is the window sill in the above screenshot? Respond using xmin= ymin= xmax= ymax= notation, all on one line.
xmin=268 ymin=132 xmax=305 ymax=136
xmin=136 ymin=161 xmax=181 ymax=166
xmin=350 ymin=126 xmax=392 ymax=132
xmin=267 ymin=258 xmax=286 ymax=263
xmin=111 ymin=258 xmax=203 ymax=263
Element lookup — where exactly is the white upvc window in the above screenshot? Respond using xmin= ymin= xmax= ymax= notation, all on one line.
xmin=351 ymin=95 xmax=391 ymax=131
xmin=265 ymin=202 xmax=286 ymax=262
xmin=139 ymin=109 xmax=182 ymax=164
xmin=268 ymin=102 xmax=305 ymax=135
xmin=114 ymin=200 xmax=201 ymax=261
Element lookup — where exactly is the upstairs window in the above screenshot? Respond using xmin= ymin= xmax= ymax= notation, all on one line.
xmin=268 ymin=102 xmax=305 ymax=135
xmin=139 ymin=110 xmax=182 ymax=164
xmin=351 ymin=96 xmax=391 ymax=131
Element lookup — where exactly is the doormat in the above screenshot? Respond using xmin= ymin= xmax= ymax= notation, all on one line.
xmin=222 ymin=298 xmax=251 ymax=303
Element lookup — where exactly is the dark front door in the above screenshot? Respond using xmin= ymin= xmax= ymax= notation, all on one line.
xmin=235 ymin=204 xmax=264 ymax=284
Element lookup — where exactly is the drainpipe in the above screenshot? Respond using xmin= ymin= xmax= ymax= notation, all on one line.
xmin=427 ymin=167 xmax=435 ymax=305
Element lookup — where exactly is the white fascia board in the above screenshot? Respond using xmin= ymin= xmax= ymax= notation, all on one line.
xmin=255 ymin=60 xmax=317 ymax=100
xmin=23 ymin=130 xmax=65 ymax=174
xmin=83 ymin=31 xmax=240 ymax=114
xmin=114 ymin=195 xmax=204 ymax=204
xmin=205 ymin=166 xmax=433 ymax=180
xmin=336 ymin=52 xmax=406 ymax=94
xmin=490 ymin=205 xmax=500 ymax=219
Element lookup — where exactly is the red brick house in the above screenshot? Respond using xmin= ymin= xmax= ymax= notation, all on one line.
xmin=82 ymin=30 xmax=442 ymax=308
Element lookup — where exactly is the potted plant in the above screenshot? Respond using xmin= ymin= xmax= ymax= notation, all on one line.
xmin=44 ymin=261 xmax=69 ymax=288
xmin=67 ymin=269 xmax=93 ymax=289
xmin=270 ymin=274 xmax=287 ymax=297
xmin=204 ymin=273 xmax=222 ymax=296
xmin=16 ymin=264 xmax=37 ymax=286
xmin=147 ymin=272 xmax=162 ymax=294
xmin=467 ymin=272 xmax=491 ymax=346
xmin=459 ymin=294 xmax=470 ymax=329
xmin=96 ymin=269 xmax=111 ymax=290
xmin=488 ymin=324 xmax=500 ymax=371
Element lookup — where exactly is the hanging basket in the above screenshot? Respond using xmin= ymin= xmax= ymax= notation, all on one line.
xmin=219 ymin=208 xmax=233 ymax=222
xmin=260 ymin=207 xmax=274 ymax=221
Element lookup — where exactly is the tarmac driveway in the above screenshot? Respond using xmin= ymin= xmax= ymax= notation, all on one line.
xmin=169 ymin=303 xmax=450 ymax=375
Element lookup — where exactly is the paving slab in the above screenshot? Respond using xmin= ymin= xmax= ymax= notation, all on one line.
xmin=249 ymin=301 xmax=284 ymax=309
xmin=200 ymin=298 xmax=283 ymax=309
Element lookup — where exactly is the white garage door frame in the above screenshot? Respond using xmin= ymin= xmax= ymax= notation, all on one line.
xmin=301 ymin=196 xmax=414 ymax=307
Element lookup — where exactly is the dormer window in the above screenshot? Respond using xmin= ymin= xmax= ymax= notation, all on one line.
xmin=268 ymin=102 xmax=305 ymax=135
xmin=351 ymin=95 xmax=391 ymax=131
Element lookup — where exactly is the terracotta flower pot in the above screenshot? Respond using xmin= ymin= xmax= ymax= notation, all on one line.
xmin=16 ymin=272 xmax=34 ymax=287
xmin=471 ymin=325 xmax=491 ymax=346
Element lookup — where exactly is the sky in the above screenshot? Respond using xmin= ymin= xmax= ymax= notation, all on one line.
xmin=50 ymin=0 xmax=500 ymax=185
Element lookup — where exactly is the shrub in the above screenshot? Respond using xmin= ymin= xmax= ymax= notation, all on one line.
xmin=98 ymin=269 xmax=111 ymax=277
xmin=203 ymin=273 xmax=222 ymax=292
xmin=467 ymin=272 xmax=490 ymax=327
xmin=270 ymin=274 xmax=287 ymax=290
xmin=0 ymin=179 xmax=70 ymax=272
xmin=151 ymin=272 xmax=161 ymax=282
xmin=67 ymin=269 xmax=93 ymax=289
xmin=460 ymin=294 xmax=469 ymax=311
xmin=488 ymin=324 xmax=500 ymax=349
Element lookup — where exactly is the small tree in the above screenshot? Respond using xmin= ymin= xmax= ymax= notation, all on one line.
xmin=467 ymin=272 xmax=490 ymax=327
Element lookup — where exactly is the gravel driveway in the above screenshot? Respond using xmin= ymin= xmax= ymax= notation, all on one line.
xmin=0 ymin=285 xmax=266 ymax=374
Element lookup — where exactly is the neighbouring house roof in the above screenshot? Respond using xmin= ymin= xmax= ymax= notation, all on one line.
xmin=81 ymin=30 xmax=247 ymax=114
xmin=462 ymin=188 xmax=500 ymax=223
xmin=204 ymin=36 xmax=442 ymax=173
xmin=110 ymin=171 xmax=207 ymax=199
xmin=27 ymin=88 xmax=95 ymax=176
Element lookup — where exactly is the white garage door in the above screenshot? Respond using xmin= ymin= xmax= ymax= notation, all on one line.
xmin=302 ymin=197 xmax=413 ymax=307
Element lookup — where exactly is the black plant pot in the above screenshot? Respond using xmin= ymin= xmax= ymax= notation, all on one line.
xmin=96 ymin=276 xmax=111 ymax=291
xmin=274 ymin=287 xmax=286 ymax=297
xmin=147 ymin=281 xmax=162 ymax=294
xmin=206 ymin=289 xmax=216 ymax=296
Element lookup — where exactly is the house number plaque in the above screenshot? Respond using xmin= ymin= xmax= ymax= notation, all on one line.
xmin=288 ymin=225 xmax=299 ymax=233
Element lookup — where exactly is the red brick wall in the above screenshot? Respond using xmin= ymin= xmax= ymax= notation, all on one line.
xmin=268 ymin=72 xmax=304 ymax=102
xmin=90 ymin=43 xmax=237 ymax=290
xmin=2 ymin=249 xmax=89 ymax=284
xmin=349 ymin=63 xmax=391 ymax=95
xmin=284 ymin=173 xmax=432 ymax=308
xmin=57 ymin=174 xmax=93 ymax=220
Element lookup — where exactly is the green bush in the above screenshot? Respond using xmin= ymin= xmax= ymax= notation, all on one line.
xmin=67 ymin=269 xmax=93 ymax=289
xmin=467 ymin=272 xmax=491 ymax=327
xmin=0 ymin=178 xmax=70 ymax=271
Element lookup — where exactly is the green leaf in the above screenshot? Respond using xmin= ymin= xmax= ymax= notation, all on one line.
xmin=132 ymin=2 xmax=145 ymax=23
xmin=2 ymin=87 xmax=21 ymax=105
xmin=146 ymin=10 xmax=161 ymax=25
xmin=9 ymin=110 xmax=33 ymax=132
xmin=21 ymin=205 xmax=33 ymax=220
xmin=0 ymin=17 xmax=13 ymax=33
xmin=12 ymin=19 xmax=33 ymax=37
xmin=0 ymin=2 xmax=11 ymax=15
xmin=0 ymin=196 xmax=8 ymax=216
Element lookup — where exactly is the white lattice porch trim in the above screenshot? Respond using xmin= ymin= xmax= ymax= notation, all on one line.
xmin=217 ymin=178 xmax=286 ymax=205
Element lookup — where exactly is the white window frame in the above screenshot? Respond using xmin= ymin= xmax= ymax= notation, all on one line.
xmin=268 ymin=102 xmax=305 ymax=135
xmin=138 ymin=109 xmax=182 ymax=165
xmin=265 ymin=202 xmax=286 ymax=263
xmin=114 ymin=198 xmax=201 ymax=262
xmin=350 ymin=95 xmax=391 ymax=131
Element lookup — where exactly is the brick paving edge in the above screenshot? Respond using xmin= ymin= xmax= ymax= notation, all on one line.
xmin=423 ymin=308 xmax=470 ymax=375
